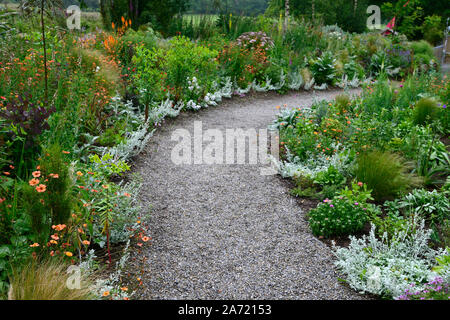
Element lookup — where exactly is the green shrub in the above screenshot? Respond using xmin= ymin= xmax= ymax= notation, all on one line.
xmin=422 ymin=15 xmax=443 ymax=46
xmin=410 ymin=40 xmax=436 ymax=69
xmin=309 ymin=51 xmax=336 ymax=85
xmin=411 ymin=40 xmax=435 ymax=57
xmin=412 ymin=97 xmax=439 ymax=125
xmin=308 ymin=198 xmax=368 ymax=238
xmin=163 ymin=36 xmax=218 ymax=102
xmin=355 ymin=151 xmax=421 ymax=202
xmin=391 ymin=189 xmax=450 ymax=227
xmin=313 ymin=165 xmax=346 ymax=187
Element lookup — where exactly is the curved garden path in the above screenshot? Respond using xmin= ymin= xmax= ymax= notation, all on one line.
xmin=131 ymin=88 xmax=364 ymax=300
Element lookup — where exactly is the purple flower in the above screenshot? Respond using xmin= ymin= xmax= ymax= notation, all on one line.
xmin=443 ymin=104 xmax=447 ymax=109
xmin=354 ymin=202 xmax=359 ymax=206
xmin=330 ymin=204 xmax=334 ymax=208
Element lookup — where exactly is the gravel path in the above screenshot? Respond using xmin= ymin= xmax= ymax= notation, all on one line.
xmin=131 ymin=88 xmax=364 ymax=300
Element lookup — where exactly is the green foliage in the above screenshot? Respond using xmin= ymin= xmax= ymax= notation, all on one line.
xmin=422 ymin=15 xmax=444 ymax=45
xmin=89 ymin=153 xmax=130 ymax=178
xmin=101 ymin=0 xmax=190 ymax=33
xmin=337 ymin=181 xmax=375 ymax=205
xmin=388 ymin=189 xmax=450 ymax=229
xmin=308 ymin=198 xmax=368 ymax=238
xmin=309 ymin=51 xmax=336 ymax=85
xmin=355 ymin=151 xmax=421 ymax=202
xmin=21 ymin=144 xmax=72 ymax=244
xmin=313 ymin=165 xmax=346 ymax=187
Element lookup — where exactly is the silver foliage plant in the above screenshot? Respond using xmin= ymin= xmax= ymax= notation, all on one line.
xmin=332 ymin=216 xmax=445 ymax=299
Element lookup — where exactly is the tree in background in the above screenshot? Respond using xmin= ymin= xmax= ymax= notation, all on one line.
xmin=266 ymin=0 xmax=449 ymax=39
xmin=188 ymin=0 xmax=269 ymax=16
xmin=381 ymin=0 xmax=448 ymax=41
xmin=100 ymin=0 xmax=190 ymax=33
xmin=266 ymin=0 xmax=368 ymax=33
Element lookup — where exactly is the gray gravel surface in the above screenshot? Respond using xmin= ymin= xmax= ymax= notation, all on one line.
xmin=131 ymin=89 xmax=365 ymax=300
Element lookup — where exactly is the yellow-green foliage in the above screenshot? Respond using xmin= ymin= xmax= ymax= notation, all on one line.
xmin=8 ymin=258 xmax=94 ymax=300
xmin=300 ymin=68 xmax=312 ymax=83
xmin=413 ymin=97 xmax=439 ymax=125
xmin=69 ymin=47 xmax=122 ymax=95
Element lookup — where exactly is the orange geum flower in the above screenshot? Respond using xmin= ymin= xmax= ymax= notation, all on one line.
xmin=29 ymin=178 xmax=40 ymax=186
xmin=49 ymin=240 xmax=58 ymax=245
xmin=32 ymin=171 xmax=41 ymax=178
xmin=51 ymin=234 xmax=59 ymax=240
xmin=102 ymin=291 xmax=110 ymax=297
xmin=65 ymin=252 xmax=73 ymax=257
xmin=142 ymin=236 xmax=150 ymax=242
xmin=82 ymin=240 xmax=90 ymax=246
xmin=76 ymin=171 xmax=83 ymax=176
xmin=124 ymin=192 xmax=131 ymax=197
xmin=36 ymin=184 xmax=46 ymax=193
xmin=29 ymin=243 xmax=39 ymax=247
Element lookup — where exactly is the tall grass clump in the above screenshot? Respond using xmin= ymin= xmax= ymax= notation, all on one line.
xmin=362 ymin=77 xmax=394 ymax=115
xmin=355 ymin=151 xmax=421 ymax=202
xmin=412 ymin=97 xmax=439 ymax=125
xmin=8 ymin=258 xmax=94 ymax=300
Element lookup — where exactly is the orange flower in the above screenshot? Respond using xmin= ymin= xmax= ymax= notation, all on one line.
xmin=50 ymin=174 xmax=59 ymax=179
xmin=142 ymin=236 xmax=150 ymax=242
xmin=102 ymin=291 xmax=110 ymax=297
xmin=76 ymin=171 xmax=83 ymax=176
xmin=29 ymin=178 xmax=40 ymax=186
xmin=121 ymin=287 xmax=128 ymax=292
xmin=52 ymin=224 xmax=66 ymax=231
xmin=51 ymin=234 xmax=59 ymax=240
xmin=124 ymin=192 xmax=131 ymax=197
xmin=36 ymin=184 xmax=46 ymax=193
xmin=62 ymin=151 xmax=70 ymax=154
xmin=29 ymin=243 xmax=39 ymax=247
xmin=3 ymin=172 xmax=10 ymax=175
xmin=82 ymin=240 xmax=90 ymax=246
xmin=65 ymin=252 xmax=73 ymax=257
xmin=32 ymin=171 xmax=41 ymax=178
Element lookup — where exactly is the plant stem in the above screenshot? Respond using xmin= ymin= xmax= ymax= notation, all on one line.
xmin=41 ymin=0 xmax=48 ymax=102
